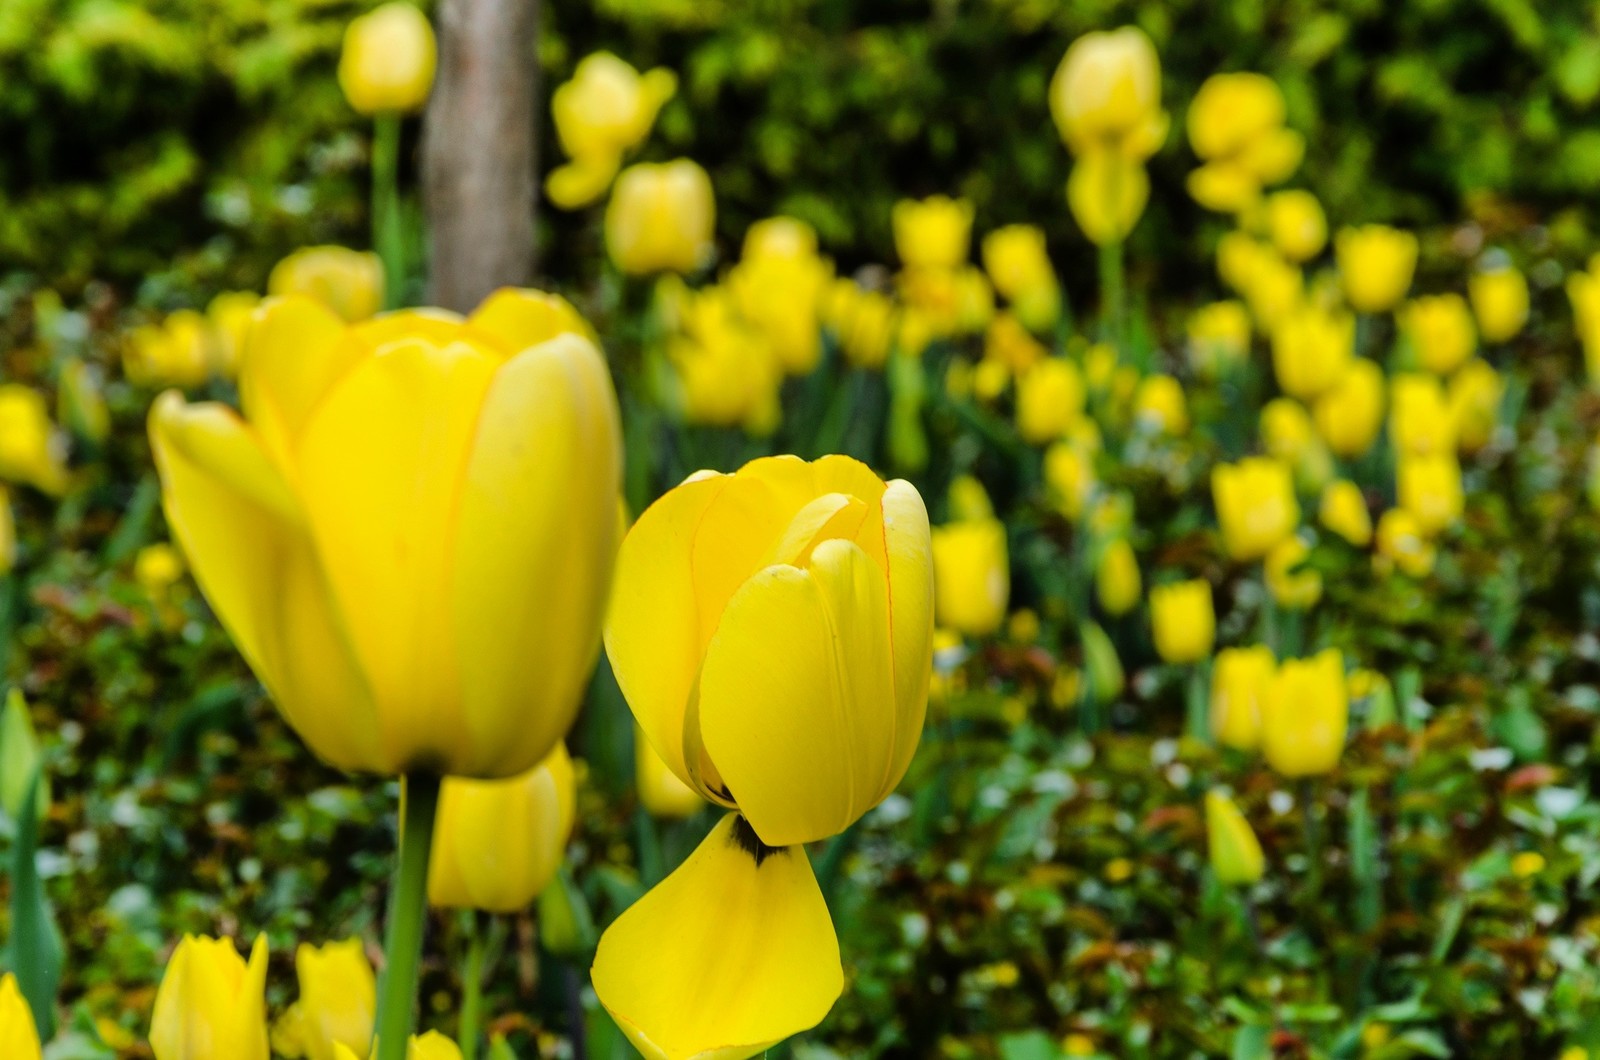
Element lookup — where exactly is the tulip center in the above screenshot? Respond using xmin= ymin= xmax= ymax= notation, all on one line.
xmin=730 ymin=814 xmax=786 ymax=867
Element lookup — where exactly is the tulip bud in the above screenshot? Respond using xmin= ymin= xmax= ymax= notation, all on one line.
xmin=1265 ymin=536 xmax=1322 ymax=610
xmin=606 ymin=160 xmax=716 ymax=275
xmin=429 ymin=744 xmax=576 ymax=912
xmin=1080 ymin=620 xmax=1125 ymax=705
xmin=0 ymin=974 xmax=40 ymax=1060
xmin=1015 ymin=358 xmax=1086 ymax=445
xmin=1205 ymin=790 xmax=1265 ymax=885
xmin=1336 ymin=225 xmax=1418 ymax=314
xmin=338 ymin=2 xmax=437 ymax=116
xmin=1067 ymin=151 xmax=1150 ymax=247
xmin=1265 ymin=190 xmax=1326 ymax=263
xmin=1260 ymin=649 xmax=1348 ymax=777
xmin=1211 ymin=645 xmax=1274 ymax=750
xmin=1468 ymin=267 xmax=1528 ymax=343
xmin=892 ymin=196 xmax=974 ymax=271
xmin=1271 ymin=305 xmax=1353 ymax=400
xmin=1311 ymin=358 xmax=1384 ymax=459
xmin=1318 ymin=480 xmax=1372 ymax=547
xmin=1186 ymin=300 xmax=1251 ymax=378
xmin=1402 ymin=294 xmax=1476 ymax=376
xmin=1396 ymin=453 xmax=1464 ymax=536
xmin=1374 ymin=508 xmax=1436 ymax=577
xmin=1095 ymin=537 xmax=1141 ymax=618
xmin=0 ymin=386 xmax=68 ymax=496
xmin=149 ymin=289 xmax=621 ymax=778
xmin=932 ymin=517 xmax=1010 ymax=637
xmin=1149 ymin=579 xmax=1214 ymax=663
xmin=1050 ymin=27 xmax=1167 ymax=160
xmin=268 ymin=247 xmax=385 ymax=323
xmin=1212 ymin=457 xmax=1299 ymax=561
xmin=277 ymin=940 xmax=376 ymax=1060
xmin=149 ymin=935 xmax=270 ymax=1060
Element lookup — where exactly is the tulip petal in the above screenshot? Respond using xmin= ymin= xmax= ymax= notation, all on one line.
xmin=877 ymin=479 xmax=933 ymax=801
xmin=546 ymin=155 xmax=623 ymax=210
xmin=592 ymin=813 xmax=842 ymax=1060
xmin=700 ymin=538 xmax=896 ymax=847
xmin=239 ymin=296 xmax=362 ymax=469
xmin=465 ymin=289 xmax=595 ymax=355
xmin=149 ymin=394 xmax=380 ymax=770
xmin=450 ymin=335 xmax=621 ymax=776
xmin=296 ymin=338 xmax=499 ymax=773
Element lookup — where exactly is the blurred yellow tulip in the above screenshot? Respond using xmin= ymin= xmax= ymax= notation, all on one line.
xmin=1212 ymin=457 xmax=1299 ymax=561
xmin=1067 ymin=150 xmax=1150 ymax=246
xmin=1567 ymin=268 xmax=1600 ymax=382
xmin=0 ymin=974 xmax=40 ymax=1060
xmin=1448 ymin=358 xmax=1503 ymax=452
xmin=1265 ymin=190 xmax=1327 ymax=263
xmin=125 ymin=311 xmax=212 ymax=388
xmin=1132 ymin=374 xmax=1188 ymax=435
xmin=1210 ymin=645 xmax=1274 ymax=750
xmin=606 ymin=160 xmax=716 ymax=275
xmin=135 ymin=543 xmax=185 ymax=597
xmin=1187 ymin=161 xmax=1262 ymax=214
xmin=728 ymin=250 xmax=832 ymax=375
xmin=150 ymin=935 xmax=270 ymax=1060
xmin=1388 ymin=373 xmax=1457 ymax=456
xmin=1272 ymin=305 xmax=1353 ymax=400
xmin=1187 ymin=300 xmax=1251 ymax=378
xmin=207 ymin=291 xmax=262 ymax=379
xmin=637 ymin=729 xmax=704 ymax=818
xmin=1149 ymin=579 xmax=1214 ymax=663
xmin=1468 ymin=267 xmax=1528 ymax=343
xmin=932 ymin=517 xmax=1010 ymax=637
xmin=668 ymin=286 xmax=782 ymax=431
xmin=149 ymin=289 xmax=620 ymax=778
xmin=332 ymin=1032 xmax=463 ymax=1060
xmin=1205 ymin=790 xmax=1265 ymax=885
xmin=1015 ymin=358 xmax=1086 ymax=444
xmin=1397 ymin=453 xmax=1464 ymax=536
xmin=276 ymin=939 xmax=375 ymax=1060
xmin=1260 ymin=398 xmax=1315 ymax=464
xmin=984 ymin=313 xmax=1048 ymax=375
xmin=1336 ymin=225 xmax=1417 ymax=314
xmin=1239 ymin=251 xmax=1303 ymax=333
xmin=893 ymin=196 xmax=974 ymax=270
xmin=1265 ymin=536 xmax=1322 ymax=610
xmin=1050 ymin=27 xmax=1167 ymax=160
xmin=1311 ymin=358 xmax=1384 ymax=458
xmin=1402 ymin=294 xmax=1476 ymax=375
xmin=1095 ymin=537 xmax=1141 ymax=618
xmin=0 ymin=386 xmax=67 ymax=495
xmin=268 ymin=247 xmax=384 ymax=324
xmin=831 ymin=285 xmax=898 ymax=370
xmin=337 ymin=2 xmax=436 ymax=115
xmin=429 ymin=744 xmax=575 ymax=912
xmin=547 ymin=53 xmax=677 ymax=209
xmin=1044 ymin=441 xmax=1096 ymax=523
xmin=982 ymin=224 xmax=1059 ymax=315
xmin=1318 ymin=480 xmax=1372 ymax=547
xmin=1261 ymin=649 xmax=1348 ymax=777
xmin=744 ymin=216 xmax=818 ymax=261
xmin=1187 ymin=73 xmax=1290 ymax=166
xmin=1375 ymin=508 xmax=1436 ymax=577
xmin=947 ymin=475 xmax=994 ymax=522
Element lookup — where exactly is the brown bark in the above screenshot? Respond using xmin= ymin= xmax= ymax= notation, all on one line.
xmin=422 ymin=0 xmax=539 ymax=311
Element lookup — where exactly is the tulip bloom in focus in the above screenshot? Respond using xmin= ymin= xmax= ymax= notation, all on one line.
xmin=606 ymin=160 xmax=716 ymax=275
xmin=275 ymin=940 xmax=375 ymax=1060
xmin=268 ymin=247 xmax=385 ymax=324
xmin=1211 ymin=645 xmax=1274 ymax=750
xmin=0 ymin=386 xmax=68 ymax=495
xmin=1212 ymin=457 xmax=1299 ymax=561
xmin=429 ymin=744 xmax=575 ymax=912
xmin=337 ymin=2 xmax=437 ymax=115
xmin=1261 ymin=649 xmax=1348 ymax=777
xmin=1206 ymin=790 xmax=1265 ymax=885
xmin=547 ymin=53 xmax=677 ymax=209
xmin=1469 ymin=266 xmax=1529 ymax=343
xmin=1150 ymin=579 xmax=1214 ymax=663
xmin=0 ymin=974 xmax=40 ymax=1060
xmin=1336 ymin=226 xmax=1418 ymax=313
xmin=598 ymin=455 xmax=933 ymax=1059
xmin=150 ymin=935 xmax=270 ymax=1060
xmin=149 ymin=289 xmax=621 ymax=778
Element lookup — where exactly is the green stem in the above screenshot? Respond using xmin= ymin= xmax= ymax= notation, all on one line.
xmin=1300 ymin=778 xmax=1323 ymax=905
xmin=1185 ymin=662 xmax=1210 ymax=744
xmin=459 ymin=913 xmax=487 ymax=1060
xmin=375 ymin=773 xmax=442 ymax=1060
xmin=1098 ymin=239 xmax=1125 ymax=351
xmin=372 ymin=113 xmax=404 ymax=310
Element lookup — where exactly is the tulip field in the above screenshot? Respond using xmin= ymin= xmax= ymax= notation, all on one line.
xmin=10 ymin=2 xmax=1600 ymax=1058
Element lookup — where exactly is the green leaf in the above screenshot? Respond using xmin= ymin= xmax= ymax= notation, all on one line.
xmin=0 ymin=688 xmax=45 ymax=823
xmin=8 ymin=763 xmax=62 ymax=1039
xmin=539 ymin=867 xmax=598 ymax=958
xmin=1230 ymin=1024 xmax=1271 ymax=1060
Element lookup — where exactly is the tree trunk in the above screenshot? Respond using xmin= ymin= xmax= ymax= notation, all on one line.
xmin=423 ymin=0 xmax=539 ymax=312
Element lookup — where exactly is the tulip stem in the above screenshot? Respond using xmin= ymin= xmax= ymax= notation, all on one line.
xmin=372 ymin=113 xmax=405 ymax=310
xmin=459 ymin=913 xmax=487 ymax=1060
xmin=1185 ymin=663 xmax=1210 ymax=744
xmin=1099 ymin=239 xmax=1125 ymax=352
xmin=376 ymin=773 xmax=441 ymax=1060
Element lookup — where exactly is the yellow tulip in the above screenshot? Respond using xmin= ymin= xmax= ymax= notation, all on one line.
xmin=150 ymin=935 xmax=270 ymax=1060
xmin=743 ymin=217 xmax=818 ymax=261
xmin=637 ymin=729 xmax=704 ymax=818
xmin=1149 ymin=579 xmax=1214 ymax=663
xmin=332 ymin=1032 xmax=464 ymax=1060
xmin=58 ymin=357 xmax=110 ymax=444
xmin=1402 ymin=294 xmax=1476 ymax=375
xmin=0 ymin=487 xmax=13 ymax=576
xmin=1260 ymin=649 xmax=1348 ymax=777
xmin=207 ymin=291 xmax=262 ymax=379
xmin=1239 ymin=251 xmax=1303 ymax=333
xmin=1187 ymin=160 xmax=1263 ymax=214
xmin=833 ymin=287 xmax=897 ymax=370
xmin=1265 ymin=190 xmax=1327 ymax=263
xmin=1311 ymin=358 xmax=1385 ymax=458
xmin=1568 ymin=269 xmax=1600 ymax=381
xmin=1271 ymin=305 xmax=1353 ymax=400
xmin=546 ymin=52 xmax=677 ymax=209
xmin=1212 ymin=457 xmax=1299 ymax=561
xmin=0 ymin=386 xmax=67 ymax=495
xmin=932 ymin=518 xmax=1010 ymax=637
xmin=1067 ymin=150 xmax=1150 ymax=246
xmin=1468 ymin=267 xmax=1528 ymax=343
xmin=1205 ymin=790 xmax=1265 ymax=885
xmin=1095 ymin=537 xmax=1141 ymax=618
xmin=1336 ymin=225 xmax=1418 ymax=314
xmin=125 ymin=311 xmax=212 ymax=388
xmin=1132 ymin=374 xmax=1188 ymax=435
xmin=1186 ymin=300 xmax=1251 ymax=378
xmin=1265 ymin=536 xmax=1322 ymax=610
xmin=947 ymin=474 xmax=994 ymax=522
xmin=0 ymin=974 xmax=40 ymax=1060
xmin=1210 ymin=645 xmax=1274 ymax=750
xmin=429 ymin=744 xmax=575 ymax=912
xmin=1397 ymin=453 xmax=1463 ymax=536
xmin=1015 ymin=358 xmax=1086 ymax=444
xmin=1049 ymin=27 xmax=1167 ymax=160
xmin=337 ymin=2 xmax=436 ymax=115
xmin=892 ymin=196 xmax=974 ymax=271
xmin=1374 ymin=508 xmax=1436 ymax=577
xmin=1318 ymin=480 xmax=1372 ymax=547
xmin=1388 ymin=372 xmax=1457 ymax=456
xmin=954 ymin=265 xmax=997 ymax=334
xmin=148 ymin=289 xmax=620 ymax=778
xmin=982 ymin=224 xmax=1058 ymax=304
xmin=276 ymin=940 xmax=375 ymax=1060
xmin=1187 ymin=73 xmax=1289 ymax=165
xmin=606 ymin=160 xmax=716 ymax=275
xmin=268 ymin=247 xmax=384 ymax=324
xmin=668 ymin=287 xmax=782 ymax=431
xmin=728 ymin=251 xmax=832 ymax=375
xmin=1448 ymin=358 xmax=1503 ymax=452
xmin=984 ymin=313 xmax=1048 ymax=375
xmin=1044 ymin=441 xmax=1096 ymax=522
xmin=1260 ymin=398 xmax=1314 ymax=464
